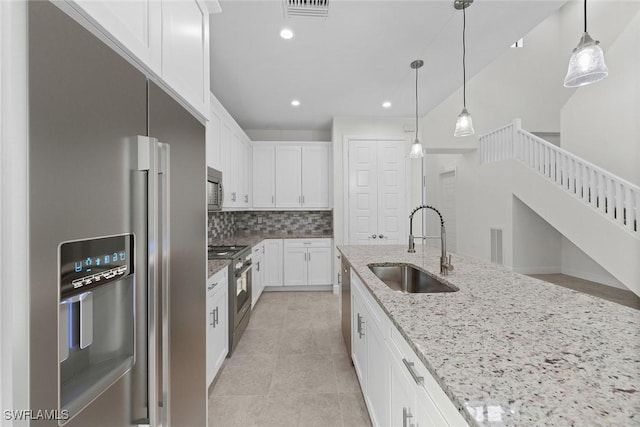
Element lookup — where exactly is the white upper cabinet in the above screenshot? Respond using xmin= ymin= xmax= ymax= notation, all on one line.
xmin=252 ymin=145 xmax=276 ymax=208
xmin=65 ymin=0 xmax=212 ymax=119
xmin=69 ymin=1 xmax=162 ymax=71
xmin=161 ymin=0 xmax=209 ymax=116
xmin=206 ymin=100 xmax=223 ymax=170
xmin=301 ymin=146 xmax=330 ymax=208
xmin=275 ymin=146 xmax=303 ymax=208
xmin=208 ymin=93 xmax=251 ymax=210
xmin=254 ymin=142 xmax=331 ymax=210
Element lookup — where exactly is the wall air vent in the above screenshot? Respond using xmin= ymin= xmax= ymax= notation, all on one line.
xmin=490 ymin=228 xmax=504 ymax=265
xmin=284 ymin=0 xmax=329 ymax=18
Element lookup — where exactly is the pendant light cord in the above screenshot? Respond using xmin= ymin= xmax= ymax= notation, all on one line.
xmin=583 ymin=0 xmax=587 ymax=32
xmin=415 ymin=63 xmax=419 ymax=137
xmin=462 ymin=5 xmax=467 ymax=108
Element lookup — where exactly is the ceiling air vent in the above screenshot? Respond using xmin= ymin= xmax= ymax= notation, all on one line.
xmin=490 ymin=228 xmax=504 ymax=265
xmin=284 ymin=0 xmax=329 ymax=18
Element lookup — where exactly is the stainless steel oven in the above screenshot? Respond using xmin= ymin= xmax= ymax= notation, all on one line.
xmin=208 ymin=245 xmax=252 ymax=355
xmin=207 ymin=167 xmax=223 ymax=211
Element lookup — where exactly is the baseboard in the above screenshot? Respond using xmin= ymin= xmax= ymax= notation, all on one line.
xmin=560 ymin=268 xmax=627 ymax=290
xmin=264 ymin=285 xmax=333 ymax=292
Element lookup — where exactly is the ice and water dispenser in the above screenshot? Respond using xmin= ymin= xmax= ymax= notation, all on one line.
xmin=58 ymin=234 xmax=135 ymax=421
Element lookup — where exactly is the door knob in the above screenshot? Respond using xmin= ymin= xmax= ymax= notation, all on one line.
xmin=378 ymin=234 xmax=384 ymax=239
xmin=371 ymin=234 xmax=377 ymax=239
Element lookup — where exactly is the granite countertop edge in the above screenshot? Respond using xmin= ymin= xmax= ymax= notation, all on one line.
xmin=336 ymin=244 xmax=640 ymax=427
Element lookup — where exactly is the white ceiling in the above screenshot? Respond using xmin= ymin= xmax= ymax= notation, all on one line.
xmin=210 ymin=0 xmax=566 ymax=132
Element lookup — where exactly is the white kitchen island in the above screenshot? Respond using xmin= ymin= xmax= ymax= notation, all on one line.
xmin=338 ymin=245 xmax=640 ymax=427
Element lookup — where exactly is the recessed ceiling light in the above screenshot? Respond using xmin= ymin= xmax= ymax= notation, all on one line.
xmin=280 ymin=28 xmax=294 ymax=40
xmin=291 ymin=99 xmax=300 ymax=107
xmin=382 ymin=101 xmax=392 ymax=108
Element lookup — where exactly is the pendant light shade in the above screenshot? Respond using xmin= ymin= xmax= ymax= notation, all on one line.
xmin=454 ymin=0 xmax=474 ymax=137
xmin=564 ymin=0 xmax=608 ymax=88
xmin=410 ymin=138 xmax=424 ymax=158
xmin=564 ymin=32 xmax=608 ymax=87
xmin=409 ymin=60 xmax=424 ymax=159
xmin=454 ymin=107 xmax=474 ymax=137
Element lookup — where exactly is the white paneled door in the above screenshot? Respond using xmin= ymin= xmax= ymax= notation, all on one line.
xmin=348 ymin=139 xmax=406 ymax=245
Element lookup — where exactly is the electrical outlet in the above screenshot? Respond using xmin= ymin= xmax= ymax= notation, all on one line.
xmin=258 ymin=217 xmax=263 ymax=224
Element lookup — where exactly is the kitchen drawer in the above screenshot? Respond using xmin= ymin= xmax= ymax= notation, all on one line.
xmin=351 ymin=271 xmax=390 ymax=337
xmin=207 ymin=268 xmax=228 ymax=294
xmin=389 ymin=322 xmax=468 ymax=426
xmin=283 ymin=238 xmax=332 ymax=248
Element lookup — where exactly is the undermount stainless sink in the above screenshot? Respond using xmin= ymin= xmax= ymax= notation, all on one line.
xmin=368 ymin=263 xmax=459 ymax=293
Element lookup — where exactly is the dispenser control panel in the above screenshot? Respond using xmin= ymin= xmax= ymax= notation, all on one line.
xmin=60 ymin=234 xmax=134 ymax=297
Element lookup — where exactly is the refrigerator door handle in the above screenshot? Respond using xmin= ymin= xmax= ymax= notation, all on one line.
xmin=130 ymin=136 xmax=170 ymax=426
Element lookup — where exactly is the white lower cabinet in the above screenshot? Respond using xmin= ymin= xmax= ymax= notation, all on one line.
xmin=263 ymin=239 xmax=283 ymax=286
xmin=206 ymin=268 xmax=228 ymax=387
xmin=283 ymin=239 xmax=332 ymax=286
xmin=351 ymin=270 xmax=469 ymax=427
xmin=251 ymin=242 xmax=265 ymax=307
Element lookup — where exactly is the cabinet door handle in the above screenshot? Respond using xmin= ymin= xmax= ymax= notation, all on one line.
xmin=402 ymin=358 xmax=424 ymax=385
xmin=214 ymin=307 xmax=219 ymax=327
xmin=302 ymin=195 xmax=305 ymax=204
xmin=272 ymin=195 xmax=274 ymax=204
xmin=357 ymin=313 xmax=365 ymax=338
xmin=308 ymin=252 xmax=311 ymax=262
xmin=403 ymin=407 xmax=414 ymax=427
xmin=207 ymin=281 xmax=218 ymax=291
xmin=257 ymin=261 xmax=260 ymax=272
xmin=210 ymin=310 xmax=214 ymax=327
xmin=231 ymin=192 xmax=236 ymax=201
xmin=378 ymin=234 xmax=384 ymax=239
xmin=371 ymin=234 xmax=377 ymax=239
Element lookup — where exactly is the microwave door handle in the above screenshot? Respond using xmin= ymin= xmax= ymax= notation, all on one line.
xmin=220 ymin=183 xmax=224 ymax=207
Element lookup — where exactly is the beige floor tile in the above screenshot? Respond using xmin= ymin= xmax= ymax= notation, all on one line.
xmin=209 ymin=291 xmax=365 ymax=426
xmin=269 ymin=354 xmax=338 ymax=396
xmin=234 ymin=328 xmax=282 ymax=356
xmin=297 ymin=393 xmax=343 ymax=427
xmin=208 ymin=395 xmax=256 ymax=427
xmin=248 ymin=394 xmax=301 ymax=427
xmin=211 ymin=354 xmax=277 ymax=396
xmin=333 ymin=353 xmax=362 ymax=393
xmin=338 ymin=392 xmax=372 ymax=427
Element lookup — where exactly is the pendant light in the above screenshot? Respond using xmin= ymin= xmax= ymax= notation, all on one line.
xmin=454 ymin=0 xmax=475 ymax=137
xmin=564 ymin=0 xmax=608 ymax=88
xmin=409 ymin=59 xmax=425 ymax=158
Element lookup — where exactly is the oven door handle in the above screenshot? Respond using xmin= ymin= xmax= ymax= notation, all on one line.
xmin=235 ymin=262 xmax=252 ymax=277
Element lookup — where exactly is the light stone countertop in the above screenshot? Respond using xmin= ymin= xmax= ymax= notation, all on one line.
xmin=337 ymin=244 xmax=640 ymax=427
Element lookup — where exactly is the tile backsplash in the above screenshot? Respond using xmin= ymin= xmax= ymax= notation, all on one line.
xmin=208 ymin=210 xmax=333 ymax=243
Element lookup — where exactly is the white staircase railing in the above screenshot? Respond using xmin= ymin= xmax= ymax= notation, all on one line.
xmin=479 ymin=119 xmax=639 ymax=236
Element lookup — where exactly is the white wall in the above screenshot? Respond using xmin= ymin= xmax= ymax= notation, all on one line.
xmin=561 ymin=237 xmax=627 ymax=290
xmin=422 ymin=1 xmax=640 ymax=272
xmin=512 ymin=197 xmax=563 ymax=274
xmin=0 ymin=1 xmax=30 ymax=424
xmin=561 ymin=4 xmax=640 ymax=185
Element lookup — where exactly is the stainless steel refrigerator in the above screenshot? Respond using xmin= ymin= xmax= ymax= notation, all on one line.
xmin=28 ymin=2 xmax=207 ymax=426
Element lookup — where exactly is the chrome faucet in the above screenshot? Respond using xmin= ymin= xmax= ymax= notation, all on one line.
xmin=408 ymin=205 xmax=453 ymax=275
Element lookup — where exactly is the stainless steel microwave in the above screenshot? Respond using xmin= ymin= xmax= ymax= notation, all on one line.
xmin=207 ymin=167 xmax=223 ymax=211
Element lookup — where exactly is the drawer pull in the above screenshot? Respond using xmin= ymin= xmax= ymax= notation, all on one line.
xmin=403 ymin=407 xmax=414 ymax=427
xmin=402 ymin=358 xmax=424 ymax=385
xmin=357 ymin=313 xmax=365 ymax=338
